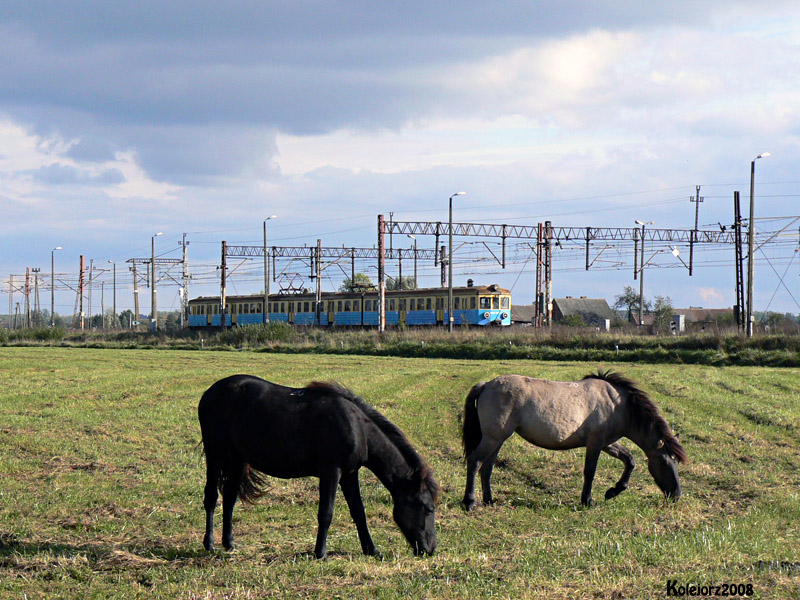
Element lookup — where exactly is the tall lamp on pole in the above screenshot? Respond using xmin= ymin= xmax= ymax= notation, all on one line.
xmin=151 ymin=232 xmax=163 ymax=331
xmin=263 ymin=215 xmax=277 ymax=323
xmin=634 ymin=220 xmax=653 ymax=329
xmin=746 ymin=152 xmax=770 ymax=337
xmin=448 ymin=191 xmax=466 ymax=332
xmin=407 ymin=234 xmax=417 ymax=288
xmin=50 ymin=246 xmax=62 ymax=326
xmin=107 ymin=260 xmax=116 ymax=328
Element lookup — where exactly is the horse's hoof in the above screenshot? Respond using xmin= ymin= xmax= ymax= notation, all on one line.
xmin=605 ymin=486 xmax=623 ymax=500
xmin=461 ymin=498 xmax=475 ymax=512
xmin=580 ymin=497 xmax=594 ymax=508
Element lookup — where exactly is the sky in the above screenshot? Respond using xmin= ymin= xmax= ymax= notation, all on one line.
xmin=2 ymin=1 xmax=800 ymax=320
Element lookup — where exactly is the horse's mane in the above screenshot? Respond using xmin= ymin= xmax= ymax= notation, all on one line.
xmin=583 ymin=370 xmax=688 ymax=463
xmin=304 ymin=381 xmax=441 ymax=500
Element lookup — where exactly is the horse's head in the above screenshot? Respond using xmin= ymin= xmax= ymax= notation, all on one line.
xmin=392 ymin=471 xmax=439 ymax=556
xmin=647 ymin=438 xmax=685 ymax=501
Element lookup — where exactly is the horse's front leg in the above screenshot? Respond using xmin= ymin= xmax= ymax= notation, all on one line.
xmin=315 ymin=470 xmax=341 ymax=559
xmin=580 ymin=444 xmax=603 ymax=507
xmin=340 ymin=470 xmax=378 ymax=556
xmin=602 ymin=442 xmax=635 ymax=500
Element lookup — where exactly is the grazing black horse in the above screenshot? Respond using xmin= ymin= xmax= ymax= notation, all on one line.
xmin=198 ymin=375 xmax=440 ymax=559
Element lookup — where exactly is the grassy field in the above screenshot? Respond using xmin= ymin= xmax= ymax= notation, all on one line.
xmin=1 ymin=347 xmax=799 ymax=599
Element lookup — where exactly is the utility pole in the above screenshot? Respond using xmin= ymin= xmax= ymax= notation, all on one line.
xmin=32 ymin=268 xmax=41 ymax=325
xmin=181 ymin=234 xmax=189 ymax=328
xmin=220 ymin=240 xmax=227 ymax=329
xmin=151 ymin=232 xmax=162 ymax=331
xmin=733 ymin=192 xmax=745 ymax=330
xmin=24 ymin=267 xmax=31 ymax=329
xmin=315 ymin=239 xmax=322 ymax=325
xmin=131 ymin=261 xmax=140 ymax=326
xmin=377 ymin=215 xmax=386 ymax=332
xmin=78 ymin=255 xmax=85 ymax=330
xmin=87 ymin=260 xmax=93 ymax=328
xmin=689 ymin=185 xmax=703 ymax=276
xmin=108 ymin=260 xmax=116 ymax=328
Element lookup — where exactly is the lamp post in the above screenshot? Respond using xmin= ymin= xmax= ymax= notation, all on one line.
xmin=263 ymin=215 xmax=277 ymax=323
xmin=635 ymin=220 xmax=653 ymax=329
xmin=448 ymin=191 xmax=466 ymax=332
xmin=50 ymin=246 xmax=62 ymax=326
xmin=407 ymin=234 xmax=417 ymax=288
xmin=108 ymin=260 xmax=116 ymax=328
xmin=151 ymin=232 xmax=162 ymax=331
xmin=746 ymin=152 xmax=770 ymax=337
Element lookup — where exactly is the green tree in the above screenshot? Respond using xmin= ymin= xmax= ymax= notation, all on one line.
xmin=118 ymin=309 xmax=136 ymax=328
xmin=613 ymin=286 xmax=651 ymax=323
xmin=387 ymin=276 xmax=416 ymax=290
xmin=559 ymin=314 xmax=586 ymax=327
xmin=653 ymin=296 xmax=673 ymax=330
xmin=339 ymin=273 xmax=375 ymax=292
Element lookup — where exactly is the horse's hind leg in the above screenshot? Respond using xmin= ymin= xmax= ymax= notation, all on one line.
xmin=479 ymin=448 xmax=501 ymax=506
xmin=463 ymin=437 xmax=506 ymax=511
xmin=202 ymin=457 xmax=221 ymax=551
xmin=602 ymin=442 xmax=635 ymax=500
xmin=221 ymin=459 xmax=246 ymax=551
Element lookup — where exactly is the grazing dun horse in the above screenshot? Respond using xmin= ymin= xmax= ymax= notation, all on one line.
xmin=462 ymin=370 xmax=687 ymax=509
xmin=199 ymin=375 xmax=439 ymax=558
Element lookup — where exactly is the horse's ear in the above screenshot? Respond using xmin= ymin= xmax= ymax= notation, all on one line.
xmin=656 ymin=439 xmax=665 ymax=449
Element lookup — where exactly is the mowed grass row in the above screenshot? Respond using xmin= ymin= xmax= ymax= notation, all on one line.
xmin=1 ymin=347 xmax=799 ymax=599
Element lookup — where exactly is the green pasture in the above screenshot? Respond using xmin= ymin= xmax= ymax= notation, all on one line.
xmin=1 ymin=347 xmax=799 ymax=599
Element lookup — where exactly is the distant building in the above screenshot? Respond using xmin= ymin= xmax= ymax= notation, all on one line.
xmin=552 ymin=297 xmax=616 ymax=328
xmin=672 ymin=307 xmax=734 ymax=329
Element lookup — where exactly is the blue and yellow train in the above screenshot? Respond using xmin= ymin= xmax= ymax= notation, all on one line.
xmin=187 ymin=283 xmax=511 ymax=328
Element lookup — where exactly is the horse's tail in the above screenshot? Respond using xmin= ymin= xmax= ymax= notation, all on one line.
xmin=199 ymin=379 xmax=270 ymax=504
xmin=462 ymin=382 xmax=486 ymax=459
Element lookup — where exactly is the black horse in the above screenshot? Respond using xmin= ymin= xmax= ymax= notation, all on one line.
xmin=198 ymin=375 xmax=440 ymax=558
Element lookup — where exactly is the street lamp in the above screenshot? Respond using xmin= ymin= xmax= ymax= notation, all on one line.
xmin=108 ymin=260 xmax=116 ymax=328
xmin=746 ymin=152 xmax=770 ymax=337
xmin=407 ymin=234 xmax=417 ymax=288
xmin=634 ymin=220 xmax=653 ymax=329
xmin=151 ymin=232 xmax=163 ymax=331
xmin=50 ymin=246 xmax=62 ymax=326
xmin=448 ymin=191 xmax=466 ymax=332
xmin=263 ymin=215 xmax=277 ymax=323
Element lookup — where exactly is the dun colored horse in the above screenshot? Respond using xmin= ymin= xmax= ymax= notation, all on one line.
xmin=462 ymin=370 xmax=687 ymax=509
xmin=199 ymin=375 xmax=439 ymax=558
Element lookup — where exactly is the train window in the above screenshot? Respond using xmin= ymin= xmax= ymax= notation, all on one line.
xmin=354 ymin=300 xmax=360 ymax=311
xmin=454 ymin=297 xmax=460 ymax=309
xmin=337 ymin=301 xmax=342 ymax=312
xmin=281 ymin=302 xmax=286 ymax=313
xmin=436 ymin=297 xmax=444 ymax=310
xmin=389 ymin=299 xmax=395 ymax=311
xmin=501 ymin=296 xmax=510 ymax=309
xmin=493 ymin=297 xmax=499 ymax=309
xmin=470 ymin=297 xmax=476 ymax=309
xmin=214 ymin=304 xmax=219 ymax=314
xmin=480 ymin=297 xmax=491 ymax=309
xmin=302 ymin=302 xmax=308 ymax=312
xmin=399 ymin=299 xmax=406 ymax=311
xmin=364 ymin=299 xmax=371 ymax=311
